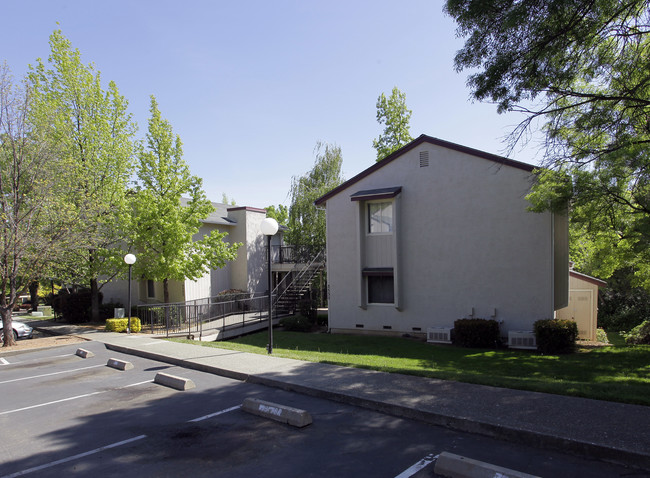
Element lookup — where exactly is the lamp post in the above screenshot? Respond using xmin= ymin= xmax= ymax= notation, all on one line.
xmin=260 ymin=217 xmax=279 ymax=354
xmin=124 ymin=254 xmax=136 ymax=334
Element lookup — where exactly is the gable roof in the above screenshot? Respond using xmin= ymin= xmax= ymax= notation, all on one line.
xmin=315 ymin=134 xmax=536 ymax=206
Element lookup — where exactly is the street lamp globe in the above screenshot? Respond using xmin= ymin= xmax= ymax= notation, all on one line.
xmin=124 ymin=253 xmax=136 ymax=265
xmin=260 ymin=217 xmax=279 ymax=236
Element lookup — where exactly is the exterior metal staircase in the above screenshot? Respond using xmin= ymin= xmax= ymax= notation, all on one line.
xmin=273 ymin=250 xmax=325 ymax=316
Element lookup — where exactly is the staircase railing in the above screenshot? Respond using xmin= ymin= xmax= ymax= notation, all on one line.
xmin=273 ymin=249 xmax=325 ymax=312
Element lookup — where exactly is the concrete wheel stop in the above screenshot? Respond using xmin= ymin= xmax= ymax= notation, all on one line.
xmin=75 ymin=348 xmax=94 ymax=358
xmin=154 ymin=372 xmax=196 ymax=390
xmin=106 ymin=358 xmax=134 ymax=371
xmin=434 ymin=452 xmax=541 ymax=478
xmin=242 ymin=398 xmax=312 ymax=428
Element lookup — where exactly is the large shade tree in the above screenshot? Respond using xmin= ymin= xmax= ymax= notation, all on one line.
xmin=130 ymin=96 xmax=240 ymax=304
xmin=0 ymin=64 xmax=75 ymax=346
xmin=28 ymin=30 xmax=136 ymax=321
xmin=445 ymin=0 xmax=650 ymax=288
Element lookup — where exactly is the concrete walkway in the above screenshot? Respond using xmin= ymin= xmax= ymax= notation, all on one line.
xmin=28 ymin=322 xmax=650 ymax=471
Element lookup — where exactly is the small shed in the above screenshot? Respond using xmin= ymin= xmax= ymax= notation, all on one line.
xmin=556 ymin=270 xmax=607 ymax=341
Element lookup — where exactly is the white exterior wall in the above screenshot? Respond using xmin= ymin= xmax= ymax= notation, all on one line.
xmin=325 ymin=142 xmax=558 ymax=337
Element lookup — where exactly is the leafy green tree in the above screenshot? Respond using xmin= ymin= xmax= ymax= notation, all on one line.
xmin=445 ymin=0 xmax=650 ymax=288
xmin=265 ymin=204 xmax=289 ymax=226
xmin=1 ymin=63 xmax=75 ymax=345
xmin=287 ymin=142 xmax=344 ymax=253
xmin=372 ymin=86 xmax=413 ymax=161
xmin=28 ymin=30 xmax=136 ymax=321
xmin=130 ymin=96 xmax=241 ymax=304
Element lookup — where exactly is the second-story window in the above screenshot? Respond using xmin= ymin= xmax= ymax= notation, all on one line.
xmin=368 ymin=201 xmax=393 ymax=234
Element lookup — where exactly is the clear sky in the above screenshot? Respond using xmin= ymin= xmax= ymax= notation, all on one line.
xmin=2 ymin=0 xmax=544 ymax=209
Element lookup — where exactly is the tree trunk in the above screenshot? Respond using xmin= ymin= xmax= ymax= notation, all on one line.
xmin=90 ymin=278 xmax=100 ymax=323
xmin=29 ymin=281 xmax=39 ymax=312
xmin=1 ymin=307 xmax=15 ymax=347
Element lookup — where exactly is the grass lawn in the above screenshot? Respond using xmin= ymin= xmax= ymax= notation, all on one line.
xmin=171 ymin=330 xmax=650 ymax=406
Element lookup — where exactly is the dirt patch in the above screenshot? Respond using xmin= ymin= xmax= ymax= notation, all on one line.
xmin=0 ymin=330 xmax=89 ymax=354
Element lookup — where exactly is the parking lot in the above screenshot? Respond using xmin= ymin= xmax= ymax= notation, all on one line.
xmin=1 ymin=340 xmax=645 ymax=477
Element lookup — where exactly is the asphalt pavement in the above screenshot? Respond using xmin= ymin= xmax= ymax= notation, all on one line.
xmin=25 ymin=320 xmax=650 ymax=472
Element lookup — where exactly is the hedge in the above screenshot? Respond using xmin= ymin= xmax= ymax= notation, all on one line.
xmin=105 ymin=317 xmax=142 ymax=333
xmin=534 ymin=319 xmax=577 ymax=354
xmin=453 ymin=318 xmax=500 ymax=348
xmin=624 ymin=320 xmax=650 ymax=345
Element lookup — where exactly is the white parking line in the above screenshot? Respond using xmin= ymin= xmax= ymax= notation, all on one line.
xmin=0 ymin=435 xmax=147 ymax=478
xmin=188 ymin=405 xmax=241 ymax=422
xmin=0 ymin=358 xmax=9 ymax=365
xmin=0 ymin=380 xmax=153 ymax=416
xmin=0 ymin=405 xmax=241 ymax=477
xmin=0 ymin=364 xmax=105 ymax=385
xmin=394 ymin=454 xmax=438 ymax=478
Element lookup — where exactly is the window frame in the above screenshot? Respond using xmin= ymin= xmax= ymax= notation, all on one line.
xmin=367 ymin=200 xmax=394 ymax=235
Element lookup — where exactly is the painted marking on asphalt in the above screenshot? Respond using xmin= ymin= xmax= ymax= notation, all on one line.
xmin=143 ymin=341 xmax=166 ymax=345
xmin=0 ymin=380 xmax=153 ymax=416
xmin=0 ymin=358 xmax=9 ymax=365
xmin=0 ymin=364 xmax=105 ymax=384
xmin=188 ymin=405 xmax=241 ymax=422
xmin=0 ymin=405 xmax=241 ymax=477
xmin=394 ymin=453 xmax=438 ymax=478
xmin=0 ymin=435 xmax=147 ymax=478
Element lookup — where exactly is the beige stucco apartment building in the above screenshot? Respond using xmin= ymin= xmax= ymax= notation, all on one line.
xmin=315 ymin=135 xmax=569 ymax=339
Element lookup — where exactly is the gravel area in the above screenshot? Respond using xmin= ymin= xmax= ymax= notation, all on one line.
xmin=0 ymin=329 xmax=89 ymax=354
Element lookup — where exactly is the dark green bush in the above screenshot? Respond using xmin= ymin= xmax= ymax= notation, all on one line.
xmin=280 ymin=315 xmax=314 ymax=332
xmin=624 ymin=320 xmax=650 ymax=345
xmin=534 ymin=319 xmax=578 ymax=354
xmin=453 ymin=318 xmax=500 ymax=348
xmin=52 ymin=290 xmax=103 ymax=323
xmin=100 ymin=302 xmax=124 ymax=321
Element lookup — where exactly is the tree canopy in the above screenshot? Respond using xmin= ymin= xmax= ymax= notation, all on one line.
xmin=28 ymin=30 xmax=136 ymax=319
xmin=130 ymin=96 xmax=240 ymax=303
xmin=0 ymin=64 xmax=77 ymax=345
xmin=446 ymin=0 xmax=650 ymax=288
xmin=287 ymin=142 xmax=344 ymax=253
xmin=372 ymin=86 xmax=413 ymax=161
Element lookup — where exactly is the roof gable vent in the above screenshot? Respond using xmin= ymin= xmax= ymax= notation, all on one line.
xmin=419 ymin=151 xmax=429 ymax=167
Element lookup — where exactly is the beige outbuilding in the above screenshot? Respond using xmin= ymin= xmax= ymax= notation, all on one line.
xmin=556 ymin=270 xmax=607 ymax=341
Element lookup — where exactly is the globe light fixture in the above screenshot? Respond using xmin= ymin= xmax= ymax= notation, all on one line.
xmin=124 ymin=254 xmax=136 ymax=333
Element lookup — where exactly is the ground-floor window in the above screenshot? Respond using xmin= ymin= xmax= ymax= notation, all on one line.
xmin=147 ymin=280 xmax=155 ymax=298
xmin=367 ymin=274 xmax=394 ymax=304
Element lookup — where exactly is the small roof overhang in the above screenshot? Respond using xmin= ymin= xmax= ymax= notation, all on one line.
xmin=350 ymin=186 xmax=402 ymax=202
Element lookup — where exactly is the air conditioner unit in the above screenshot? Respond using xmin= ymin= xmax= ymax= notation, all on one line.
xmin=427 ymin=327 xmax=452 ymax=344
xmin=508 ymin=331 xmax=537 ymax=350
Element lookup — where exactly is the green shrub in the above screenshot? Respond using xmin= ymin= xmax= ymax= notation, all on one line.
xmin=453 ymin=318 xmax=500 ymax=348
xmin=280 ymin=315 xmax=314 ymax=332
xmin=53 ymin=290 xmax=103 ymax=323
xmin=624 ymin=320 xmax=650 ymax=345
xmin=534 ymin=319 xmax=578 ymax=354
xmin=596 ymin=328 xmax=610 ymax=344
xmin=105 ymin=317 xmax=141 ymax=333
